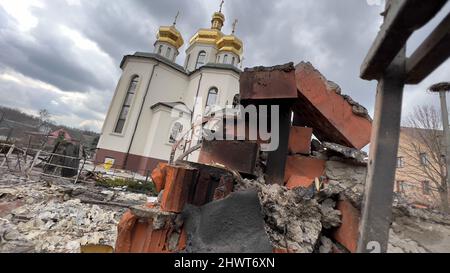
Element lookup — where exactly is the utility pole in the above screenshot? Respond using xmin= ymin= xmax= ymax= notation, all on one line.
xmin=429 ymin=82 xmax=450 ymax=212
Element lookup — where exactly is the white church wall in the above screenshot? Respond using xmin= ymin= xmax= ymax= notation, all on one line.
xmin=217 ymin=52 xmax=240 ymax=67
xmin=97 ymin=54 xmax=240 ymax=168
xmin=147 ymin=105 xmax=191 ymax=162
xmin=97 ymin=60 xmax=158 ymax=154
xmin=182 ymin=68 xmax=239 ymax=113
xmin=127 ymin=61 xmax=188 ymax=157
xmin=185 ymin=44 xmax=217 ymax=72
xmin=154 ymin=41 xmax=179 ymax=62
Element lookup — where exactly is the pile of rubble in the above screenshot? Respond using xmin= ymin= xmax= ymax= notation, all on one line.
xmin=2 ymin=61 xmax=450 ymax=253
xmin=112 ymin=61 xmax=450 ymax=253
xmin=0 ymin=173 xmax=148 ymax=253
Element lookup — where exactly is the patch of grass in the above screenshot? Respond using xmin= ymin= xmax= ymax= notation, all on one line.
xmin=96 ymin=177 xmax=157 ymax=196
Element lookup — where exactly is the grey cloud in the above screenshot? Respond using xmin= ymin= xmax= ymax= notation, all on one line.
xmin=0 ymin=9 xmax=113 ymax=92
xmin=0 ymin=0 xmax=449 ymax=132
xmin=0 ymin=79 xmax=105 ymax=130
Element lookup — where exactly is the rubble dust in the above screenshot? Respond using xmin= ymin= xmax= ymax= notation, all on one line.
xmin=0 ymin=173 xmax=148 ymax=253
xmin=258 ymin=184 xmax=322 ymax=253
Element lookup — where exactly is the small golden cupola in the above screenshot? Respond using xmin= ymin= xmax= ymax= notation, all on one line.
xmin=185 ymin=1 xmax=244 ymax=71
xmin=216 ymin=19 xmax=243 ymax=66
xmin=188 ymin=1 xmax=225 ymax=47
xmin=211 ymin=0 xmax=225 ymax=30
xmin=154 ymin=12 xmax=184 ymax=62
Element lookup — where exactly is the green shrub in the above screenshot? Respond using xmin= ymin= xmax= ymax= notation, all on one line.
xmin=96 ymin=177 xmax=157 ymax=196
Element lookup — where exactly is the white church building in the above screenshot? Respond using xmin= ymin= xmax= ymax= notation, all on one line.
xmin=95 ymin=6 xmax=243 ymax=174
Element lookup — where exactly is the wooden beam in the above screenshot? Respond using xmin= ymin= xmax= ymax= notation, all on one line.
xmin=406 ymin=12 xmax=450 ymax=84
xmin=360 ymin=0 xmax=447 ymax=81
xmin=357 ymin=48 xmax=406 ymax=253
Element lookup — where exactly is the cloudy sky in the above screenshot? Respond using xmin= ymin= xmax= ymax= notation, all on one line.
xmin=0 ymin=0 xmax=449 ymax=132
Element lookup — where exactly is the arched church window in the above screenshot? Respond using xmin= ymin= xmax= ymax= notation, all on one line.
xmin=232 ymin=94 xmax=240 ymax=108
xmin=114 ymin=76 xmax=139 ymax=134
xmin=196 ymin=51 xmax=206 ymax=69
xmin=223 ymin=54 xmax=228 ymax=64
xmin=158 ymin=45 xmax=163 ymax=55
xmin=166 ymin=47 xmax=172 ymax=58
xmin=206 ymin=87 xmax=218 ymax=108
xmin=169 ymin=121 xmax=183 ymax=144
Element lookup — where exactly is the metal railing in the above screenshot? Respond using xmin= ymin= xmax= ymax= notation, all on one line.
xmin=0 ymin=142 xmax=155 ymax=194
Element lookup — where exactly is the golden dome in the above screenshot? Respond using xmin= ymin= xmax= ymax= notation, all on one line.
xmin=188 ymin=2 xmax=244 ymax=57
xmin=189 ymin=9 xmax=225 ymax=46
xmin=216 ymin=35 xmax=243 ymax=56
xmin=211 ymin=11 xmax=225 ymax=31
xmin=189 ymin=28 xmax=223 ymax=46
xmin=156 ymin=25 xmax=184 ymax=49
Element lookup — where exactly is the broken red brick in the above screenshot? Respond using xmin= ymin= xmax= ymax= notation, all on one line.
xmin=332 ymin=200 xmax=361 ymax=253
xmin=151 ymin=162 xmax=168 ymax=193
xmin=286 ymin=175 xmax=315 ymax=189
xmin=160 ymin=165 xmax=198 ymax=213
xmin=115 ymin=209 xmax=186 ymax=253
xmin=128 ymin=218 xmax=153 ymax=253
xmin=240 ymin=63 xmax=298 ymax=101
xmin=178 ymin=228 xmax=187 ymax=251
xmin=284 ymin=155 xmax=325 ymax=189
xmin=145 ymin=225 xmax=171 ymax=253
xmin=288 ymin=126 xmax=313 ymax=155
xmin=294 ymin=62 xmax=372 ymax=149
xmin=115 ymin=210 xmax=138 ymax=253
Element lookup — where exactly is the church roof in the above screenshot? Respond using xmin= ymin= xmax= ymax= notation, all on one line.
xmin=120 ymin=52 xmax=242 ymax=75
xmin=121 ymin=52 xmax=186 ymax=72
xmin=197 ymin=62 xmax=242 ymax=75
xmin=150 ymin=101 xmax=192 ymax=114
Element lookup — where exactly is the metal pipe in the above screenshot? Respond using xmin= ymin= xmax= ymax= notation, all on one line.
xmin=439 ymin=91 xmax=450 ymax=200
xmin=185 ymin=72 xmax=203 ymax=161
xmin=357 ymin=46 xmax=406 ymax=253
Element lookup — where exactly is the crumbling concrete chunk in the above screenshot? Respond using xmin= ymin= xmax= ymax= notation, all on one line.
xmin=320 ymin=199 xmax=342 ymax=229
xmin=130 ymin=205 xmax=179 ymax=230
xmin=341 ymin=95 xmax=372 ymax=121
xmin=322 ymin=161 xmax=367 ymax=208
xmin=322 ymin=142 xmax=368 ymax=164
xmin=259 ymin=184 xmax=322 ymax=253
xmin=318 ymin=236 xmax=333 ymax=253
xmin=240 ymin=62 xmax=297 ymax=101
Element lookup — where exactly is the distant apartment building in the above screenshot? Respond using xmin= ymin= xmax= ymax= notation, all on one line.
xmin=395 ymin=127 xmax=447 ymax=209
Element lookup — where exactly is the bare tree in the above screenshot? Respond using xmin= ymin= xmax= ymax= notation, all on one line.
xmin=399 ymin=105 xmax=448 ymax=213
xmin=38 ymin=109 xmax=52 ymax=134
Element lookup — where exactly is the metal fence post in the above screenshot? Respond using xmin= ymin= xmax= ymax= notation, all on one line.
xmin=357 ymin=47 xmax=406 ymax=253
